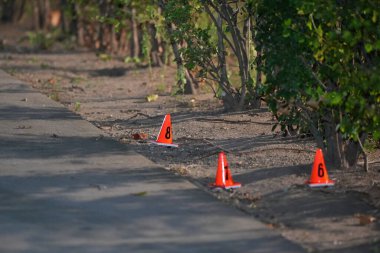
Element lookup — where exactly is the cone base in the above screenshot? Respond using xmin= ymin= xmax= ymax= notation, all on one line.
xmin=150 ymin=140 xmax=179 ymax=148
xmin=306 ymin=180 xmax=335 ymax=188
xmin=209 ymin=182 xmax=241 ymax=190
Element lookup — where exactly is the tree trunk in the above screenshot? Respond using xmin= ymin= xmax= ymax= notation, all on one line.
xmin=0 ymin=1 xmax=11 ymax=22
xmin=216 ymin=14 xmax=238 ymax=110
xmin=205 ymin=1 xmax=250 ymax=110
xmin=0 ymin=0 xmax=20 ymax=23
xmin=118 ymin=27 xmax=128 ymax=55
xmin=43 ymin=0 xmax=51 ymax=31
xmin=324 ymin=120 xmax=343 ymax=169
xmin=12 ymin=0 xmax=26 ymax=23
xmin=320 ymin=113 xmax=365 ymax=170
xmin=149 ymin=24 xmax=164 ymax=66
xmin=60 ymin=0 xmax=68 ymax=32
xmin=111 ymin=25 xmax=118 ymax=53
xmin=33 ymin=0 xmax=41 ymax=30
xmin=220 ymin=2 xmax=248 ymax=110
xmin=251 ymin=17 xmax=262 ymax=109
xmin=254 ymin=61 xmax=262 ymax=107
xmin=131 ymin=8 xmax=140 ymax=58
xmin=158 ymin=0 xmax=197 ymax=94
xmin=67 ymin=1 xmax=77 ymax=35
xmin=74 ymin=3 xmax=85 ymax=46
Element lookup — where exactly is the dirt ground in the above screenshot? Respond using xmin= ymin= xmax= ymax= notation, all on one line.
xmin=1 ymin=25 xmax=380 ymax=252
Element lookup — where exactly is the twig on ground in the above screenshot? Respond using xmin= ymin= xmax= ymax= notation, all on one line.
xmin=218 ymin=108 xmax=267 ymax=116
xmin=237 ymin=147 xmax=316 ymax=154
xmin=127 ymin=112 xmax=152 ymax=120
xmin=194 ymin=117 xmax=274 ymax=125
xmin=202 ymin=138 xmax=235 ymax=153
xmin=358 ymin=159 xmax=380 ymax=165
xmin=185 ymin=137 xmax=315 ymax=156
xmin=196 ymin=150 xmax=221 ymax=160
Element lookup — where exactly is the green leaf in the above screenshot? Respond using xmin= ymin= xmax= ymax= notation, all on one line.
xmin=306 ymin=20 xmax=312 ymax=30
xmin=133 ymin=191 xmax=148 ymax=197
xmin=327 ymin=92 xmax=342 ymax=106
xmin=364 ymin=43 xmax=373 ymax=53
xmin=284 ymin=18 xmax=292 ymax=27
xmin=372 ymin=10 xmax=378 ymax=23
xmin=316 ymin=25 xmax=323 ymax=38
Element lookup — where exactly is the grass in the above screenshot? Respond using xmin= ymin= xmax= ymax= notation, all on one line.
xmin=44 ymin=78 xmax=61 ymax=102
xmin=48 ymin=92 xmax=60 ymax=101
xmin=155 ymin=83 xmax=166 ymax=94
xmin=364 ymin=139 xmax=379 ymax=153
xmin=40 ymin=63 xmax=49 ymax=69
xmin=97 ymin=53 xmax=112 ymax=61
xmin=72 ymin=76 xmax=86 ymax=84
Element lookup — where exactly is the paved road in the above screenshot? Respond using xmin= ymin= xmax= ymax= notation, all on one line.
xmin=0 ymin=70 xmax=305 ymax=253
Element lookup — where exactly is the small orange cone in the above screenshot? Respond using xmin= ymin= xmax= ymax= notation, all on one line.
xmin=306 ymin=148 xmax=335 ymax=187
xmin=210 ymin=152 xmax=241 ymax=189
xmin=150 ymin=114 xmax=178 ymax=148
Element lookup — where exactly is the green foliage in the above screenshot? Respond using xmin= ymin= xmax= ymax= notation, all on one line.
xmin=97 ymin=53 xmax=112 ymax=61
xmin=175 ymin=65 xmax=187 ymax=94
xmin=256 ymin=0 xmax=380 ymax=166
xmin=74 ymin=101 xmax=81 ymax=112
xmin=124 ymin=56 xmax=141 ymax=64
xmin=27 ymin=32 xmax=55 ymax=50
xmin=164 ymin=0 xmax=215 ymax=72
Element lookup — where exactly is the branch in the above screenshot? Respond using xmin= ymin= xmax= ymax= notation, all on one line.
xmin=204 ymin=79 xmax=218 ymax=96
xmin=357 ymin=135 xmax=369 ymax=172
xmin=297 ymin=103 xmax=325 ymax=150
xmin=203 ymin=3 xmax=238 ymax=56
xmin=299 ymin=56 xmax=327 ymax=90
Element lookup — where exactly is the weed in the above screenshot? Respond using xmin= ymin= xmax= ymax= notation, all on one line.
xmin=72 ymin=76 xmax=86 ymax=84
xmin=48 ymin=92 xmax=59 ymax=101
xmin=44 ymin=78 xmax=61 ymax=101
xmin=97 ymin=53 xmax=112 ymax=61
xmin=74 ymin=101 xmax=81 ymax=112
xmin=27 ymin=32 xmax=55 ymax=50
xmin=156 ymin=83 xmax=166 ymax=94
xmin=40 ymin=63 xmax=49 ymax=69
xmin=124 ymin=56 xmax=141 ymax=64
xmin=365 ymin=139 xmax=379 ymax=153
xmin=7 ymin=68 xmax=16 ymax=76
xmin=27 ymin=57 xmax=39 ymax=64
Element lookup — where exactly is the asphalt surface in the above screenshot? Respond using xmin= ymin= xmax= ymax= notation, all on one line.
xmin=0 ymin=69 xmax=305 ymax=253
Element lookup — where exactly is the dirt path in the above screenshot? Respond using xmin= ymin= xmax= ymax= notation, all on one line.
xmin=1 ymin=26 xmax=380 ymax=252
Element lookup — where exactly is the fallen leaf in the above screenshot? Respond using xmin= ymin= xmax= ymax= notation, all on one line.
xmin=146 ymin=94 xmax=158 ymax=102
xmin=48 ymin=78 xmax=56 ymax=85
xmin=132 ymin=133 xmax=148 ymax=140
xmin=355 ymin=214 xmax=376 ymax=225
xmin=90 ymin=184 xmax=107 ymax=190
xmin=15 ymin=125 xmax=32 ymax=129
xmin=98 ymin=53 xmax=112 ymax=61
xmin=133 ymin=191 xmax=147 ymax=196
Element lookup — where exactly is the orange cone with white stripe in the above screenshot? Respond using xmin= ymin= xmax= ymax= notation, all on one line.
xmin=306 ymin=148 xmax=335 ymax=187
xmin=210 ymin=152 xmax=241 ymax=189
xmin=150 ymin=114 xmax=178 ymax=148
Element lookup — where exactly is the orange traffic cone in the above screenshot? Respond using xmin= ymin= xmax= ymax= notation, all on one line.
xmin=306 ymin=148 xmax=335 ymax=187
xmin=150 ymin=114 xmax=178 ymax=148
xmin=210 ymin=152 xmax=241 ymax=189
